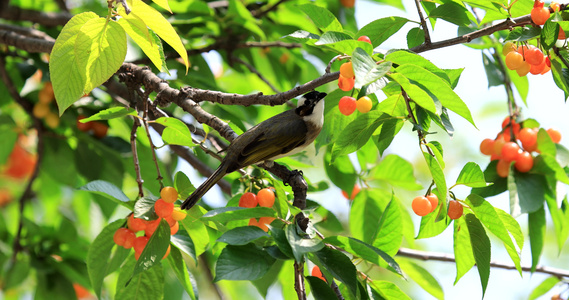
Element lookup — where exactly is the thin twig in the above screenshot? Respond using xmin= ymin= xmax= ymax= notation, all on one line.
xmin=401 ymin=88 xmax=434 ymax=157
xmin=330 ymin=281 xmax=345 ymax=300
xmin=294 ymin=261 xmax=307 ymax=300
xmin=413 ymin=0 xmax=431 ymax=44
xmin=130 ymin=117 xmax=144 ymax=198
xmin=238 ymin=41 xmax=301 ymax=49
xmin=397 ymin=247 xmax=569 ymax=278
xmin=326 ymin=54 xmax=350 ymax=73
xmin=137 ymin=88 xmax=164 ymax=188
xmin=232 ymin=56 xmax=281 ymax=93
xmin=411 ymin=15 xmax=533 ymax=53
xmin=252 ymin=0 xmax=290 ymax=18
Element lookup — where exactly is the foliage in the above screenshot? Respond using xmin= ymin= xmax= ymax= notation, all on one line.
xmin=2 ymin=0 xmax=569 ymax=299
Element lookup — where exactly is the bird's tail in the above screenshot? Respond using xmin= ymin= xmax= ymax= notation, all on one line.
xmin=181 ymin=163 xmax=228 ymax=210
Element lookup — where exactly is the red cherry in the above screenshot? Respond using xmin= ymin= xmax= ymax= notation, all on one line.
xmin=357 ymin=35 xmax=372 ymax=44
xmin=338 ymin=96 xmax=357 ymax=116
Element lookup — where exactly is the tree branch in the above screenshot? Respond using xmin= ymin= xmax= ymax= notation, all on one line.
xmin=413 ymin=0 xmax=431 ymax=45
xmin=0 ymin=30 xmax=55 ymax=53
xmin=232 ymin=56 xmax=281 ymax=93
xmin=0 ymin=5 xmax=72 ymax=27
xmin=411 ymin=15 xmax=533 ymax=53
xmin=397 ymin=247 xmax=569 ymax=278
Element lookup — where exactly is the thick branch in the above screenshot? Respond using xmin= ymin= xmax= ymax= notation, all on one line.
xmin=397 ymin=247 xmax=569 ymax=278
xmin=0 ymin=30 xmax=55 ymax=53
xmin=0 ymin=6 xmax=72 ymax=26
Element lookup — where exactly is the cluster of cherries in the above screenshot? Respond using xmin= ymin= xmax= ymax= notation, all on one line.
xmin=412 ymin=193 xmax=464 ymax=220
xmin=238 ymin=188 xmax=277 ymax=232
xmin=76 ymin=115 xmax=109 ymax=139
xmin=113 ymin=186 xmax=187 ymax=260
xmin=504 ymin=0 xmax=564 ymax=76
xmin=32 ymin=82 xmax=60 ymax=129
xmin=479 ymin=116 xmax=562 ymax=178
xmin=337 ymin=36 xmax=374 ymax=116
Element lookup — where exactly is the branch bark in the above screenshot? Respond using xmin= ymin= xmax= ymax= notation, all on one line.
xmin=397 ymin=247 xmax=569 ymax=278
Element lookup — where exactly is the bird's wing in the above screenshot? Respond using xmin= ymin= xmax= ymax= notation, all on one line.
xmin=235 ymin=118 xmax=307 ymax=168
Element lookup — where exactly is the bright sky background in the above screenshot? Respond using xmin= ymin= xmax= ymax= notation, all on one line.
xmin=174 ymin=1 xmax=569 ymax=299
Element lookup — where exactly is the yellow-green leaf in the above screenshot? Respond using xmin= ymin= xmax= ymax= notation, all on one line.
xmin=75 ymin=18 xmax=127 ymax=94
xmin=117 ymin=8 xmax=166 ymax=72
xmin=128 ymin=0 xmax=189 ymax=72
xmin=49 ymin=12 xmax=99 ymax=115
xmin=151 ymin=0 xmax=171 ymax=13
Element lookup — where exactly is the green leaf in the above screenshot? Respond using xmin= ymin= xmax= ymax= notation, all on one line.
xmin=217 ymin=226 xmax=270 ymax=245
xmin=81 ymin=107 xmax=137 ymax=122
xmin=298 ymin=3 xmax=343 ymax=32
xmin=75 ymin=18 xmax=127 ymax=95
xmin=133 ymin=197 xmax=158 ymax=220
xmin=127 ymin=0 xmax=189 ymax=71
xmin=528 ymin=206 xmax=546 ymax=273
xmin=387 ymin=73 xmax=437 ymax=114
xmin=306 ymin=276 xmax=337 ymax=300
xmin=352 ymin=48 xmax=391 ymax=89
xmin=313 ymin=247 xmax=358 ymax=297
xmin=505 ymin=26 xmax=542 ymax=41
xmin=455 ymin=162 xmax=490 ymax=188
xmin=155 ymin=117 xmax=196 ymax=147
xmin=118 ymin=11 xmax=166 ymax=72
xmin=395 ymin=64 xmax=475 ymax=126
xmin=50 ymin=12 xmax=98 ymax=115
xmin=215 ymin=245 xmax=276 ymax=281
xmin=482 ymin=52 xmax=504 ymax=88
xmin=406 ymin=27 xmax=425 ymax=49
xmin=386 ymin=50 xmax=451 ymax=84
xmin=465 ymin=194 xmax=522 ymax=274
xmin=356 ymin=17 xmax=408 ymax=47
xmin=551 ymin=60 xmax=569 ymax=100
xmin=131 ymin=219 xmax=171 ymax=280
xmin=369 ymin=280 xmax=411 ymax=300
xmin=285 ymin=224 xmax=325 ymax=262
xmin=324 ymin=146 xmax=357 ymax=192
xmin=373 ymin=197 xmax=403 ymax=256
xmin=422 ymin=152 xmax=447 ymax=205
xmin=372 ymin=118 xmax=405 ymax=155
xmin=398 ymin=259 xmax=444 ymax=300
xmin=174 ymin=171 xmax=196 ymax=199
xmin=453 ymin=216 xmax=475 ymax=284
xmin=465 ymin=213 xmax=491 ymax=297
xmin=428 ymin=2 xmax=472 ymax=27
xmin=331 ymin=112 xmax=395 ymax=161
xmin=370 ymin=154 xmax=422 ymax=190
xmin=315 ymin=32 xmax=373 ymax=55
xmin=529 ymin=276 xmax=560 ymax=300
xmin=416 ymin=201 xmax=451 ymax=239
xmin=171 ymin=233 xmax=197 ymax=262
xmin=167 ymin=247 xmax=197 ymax=300
xmin=541 ymin=19 xmax=559 ymax=50
xmin=350 ymin=189 xmax=391 ymax=244
xmin=514 ymin=172 xmax=547 ymax=214
xmin=79 ymin=180 xmax=133 ymax=208
xmin=323 ymin=236 xmax=402 ymax=276
xmin=201 ymin=207 xmax=275 ymax=222
xmin=115 ymin=256 xmax=164 ymax=300
xmin=545 ymin=195 xmax=569 ymax=253
xmin=87 ymin=219 xmax=124 ymax=298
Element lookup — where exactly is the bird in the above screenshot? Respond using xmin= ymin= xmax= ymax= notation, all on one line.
xmin=181 ymin=90 xmax=327 ymax=210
